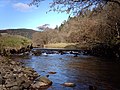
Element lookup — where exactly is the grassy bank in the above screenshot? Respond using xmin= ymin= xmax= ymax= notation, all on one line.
xmin=0 ymin=35 xmax=31 ymax=50
xmin=44 ymin=43 xmax=93 ymax=50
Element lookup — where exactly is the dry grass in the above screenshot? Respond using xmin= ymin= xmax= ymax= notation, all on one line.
xmin=44 ymin=43 xmax=93 ymax=50
xmin=44 ymin=43 xmax=78 ymax=49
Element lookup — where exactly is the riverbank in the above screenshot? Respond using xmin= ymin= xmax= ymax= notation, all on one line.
xmin=0 ymin=56 xmax=52 ymax=89
xmin=0 ymin=35 xmax=31 ymax=50
xmin=0 ymin=35 xmax=32 ymax=56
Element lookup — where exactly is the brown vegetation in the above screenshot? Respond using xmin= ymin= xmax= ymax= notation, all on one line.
xmin=31 ymin=0 xmax=120 ymax=16
xmin=32 ymin=2 xmax=120 ymax=58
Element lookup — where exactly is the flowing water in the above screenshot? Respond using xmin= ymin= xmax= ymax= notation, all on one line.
xmin=19 ymin=51 xmax=120 ymax=90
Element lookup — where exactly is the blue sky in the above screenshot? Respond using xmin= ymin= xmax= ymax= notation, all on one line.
xmin=0 ymin=0 xmax=69 ymax=30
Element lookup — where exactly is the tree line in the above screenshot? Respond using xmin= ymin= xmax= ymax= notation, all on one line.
xmin=32 ymin=2 xmax=120 ymax=58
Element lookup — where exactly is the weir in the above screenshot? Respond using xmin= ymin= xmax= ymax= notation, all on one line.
xmin=32 ymin=48 xmax=91 ymax=56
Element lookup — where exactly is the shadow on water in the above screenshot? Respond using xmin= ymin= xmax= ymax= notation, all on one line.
xmin=19 ymin=53 xmax=120 ymax=90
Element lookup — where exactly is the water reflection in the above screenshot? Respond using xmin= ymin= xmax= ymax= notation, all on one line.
xmin=20 ymin=54 xmax=120 ymax=90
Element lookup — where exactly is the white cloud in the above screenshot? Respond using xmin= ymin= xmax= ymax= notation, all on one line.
xmin=13 ymin=3 xmax=35 ymax=12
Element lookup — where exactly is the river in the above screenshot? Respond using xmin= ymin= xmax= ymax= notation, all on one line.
xmin=19 ymin=51 xmax=120 ymax=90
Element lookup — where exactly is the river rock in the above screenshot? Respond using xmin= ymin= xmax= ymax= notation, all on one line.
xmin=31 ymin=76 xmax=52 ymax=89
xmin=10 ymin=61 xmax=16 ymax=65
xmin=21 ymin=81 xmax=31 ymax=89
xmin=0 ymin=75 xmax=5 ymax=85
xmin=0 ymin=75 xmax=3 ymax=84
xmin=32 ymin=50 xmax=42 ymax=56
xmin=0 ymin=85 xmax=6 ymax=90
xmin=0 ymin=56 xmax=41 ymax=90
xmin=46 ymin=75 xmax=49 ymax=77
xmin=48 ymin=71 xmax=57 ymax=74
xmin=38 ymin=76 xmax=52 ymax=85
xmin=31 ymin=81 xmax=48 ymax=88
xmin=5 ymin=81 xmax=18 ymax=88
xmin=62 ymin=82 xmax=76 ymax=87
xmin=10 ymin=86 xmax=20 ymax=90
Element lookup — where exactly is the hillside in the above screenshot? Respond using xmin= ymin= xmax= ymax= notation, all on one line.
xmin=0 ymin=28 xmax=37 ymax=39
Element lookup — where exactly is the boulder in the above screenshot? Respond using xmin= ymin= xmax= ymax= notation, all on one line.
xmin=31 ymin=76 xmax=52 ymax=89
xmin=31 ymin=82 xmax=48 ymax=88
xmin=37 ymin=76 xmax=52 ymax=85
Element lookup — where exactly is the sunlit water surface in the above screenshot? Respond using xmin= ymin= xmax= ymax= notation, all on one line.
xmin=19 ymin=53 xmax=120 ymax=90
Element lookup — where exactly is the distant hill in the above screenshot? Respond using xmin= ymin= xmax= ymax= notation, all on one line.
xmin=0 ymin=28 xmax=37 ymax=39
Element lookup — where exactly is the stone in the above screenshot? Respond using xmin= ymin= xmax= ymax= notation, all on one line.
xmin=5 ymin=81 xmax=18 ymax=88
xmin=31 ymin=76 xmax=52 ymax=89
xmin=21 ymin=82 xmax=31 ymax=89
xmin=48 ymin=72 xmax=57 ymax=74
xmin=10 ymin=86 xmax=20 ymax=90
xmin=10 ymin=61 xmax=16 ymax=65
xmin=31 ymin=82 xmax=48 ymax=88
xmin=62 ymin=82 xmax=76 ymax=87
xmin=38 ymin=76 xmax=52 ymax=85
xmin=0 ymin=75 xmax=3 ymax=84
xmin=0 ymin=85 xmax=5 ymax=90
xmin=46 ymin=75 xmax=49 ymax=77
xmin=0 ymin=75 xmax=5 ymax=85
xmin=32 ymin=50 xmax=42 ymax=56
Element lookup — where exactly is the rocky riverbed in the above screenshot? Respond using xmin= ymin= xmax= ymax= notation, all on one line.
xmin=0 ymin=56 xmax=52 ymax=90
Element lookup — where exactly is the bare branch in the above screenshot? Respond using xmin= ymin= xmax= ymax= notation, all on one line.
xmin=30 ymin=0 xmax=120 ymax=15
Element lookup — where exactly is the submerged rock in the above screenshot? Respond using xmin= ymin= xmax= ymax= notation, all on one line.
xmin=46 ymin=75 xmax=49 ymax=77
xmin=48 ymin=71 xmax=57 ymax=74
xmin=39 ymin=76 xmax=52 ymax=85
xmin=62 ymin=82 xmax=76 ymax=87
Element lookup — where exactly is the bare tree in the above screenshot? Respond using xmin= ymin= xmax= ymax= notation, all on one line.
xmin=37 ymin=24 xmax=50 ymax=31
xmin=30 ymin=0 xmax=120 ymax=15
